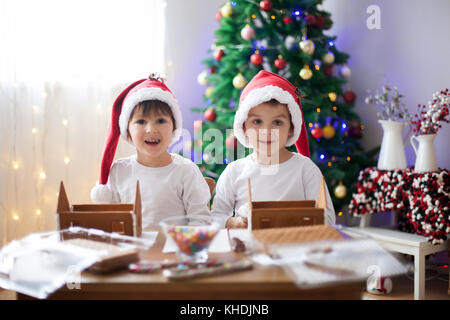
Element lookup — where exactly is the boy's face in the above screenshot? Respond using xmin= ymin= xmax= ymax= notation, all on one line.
xmin=243 ymin=102 xmax=293 ymax=156
xmin=128 ymin=106 xmax=174 ymax=162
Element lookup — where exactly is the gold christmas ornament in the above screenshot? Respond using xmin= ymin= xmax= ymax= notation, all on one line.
xmin=322 ymin=124 xmax=336 ymax=139
xmin=328 ymin=92 xmax=337 ymax=102
xmin=299 ymin=39 xmax=315 ymax=55
xmin=340 ymin=64 xmax=352 ymax=78
xmin=205 ymin=87 xmax=214 ymax=98
xmin=334 ymin=181 xmax=347 ymax=199
xmin=232 ymin=73 xmax=247 ymax=89
xmin=221 ymin=2 xmax=233 ymax=17
xmin=299 ymin=65 xmax=313 ymax=80
xmin=322 ymin=51 xmax=335 ymax=64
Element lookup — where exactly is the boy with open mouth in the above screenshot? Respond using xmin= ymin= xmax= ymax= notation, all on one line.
xmin=91 ymin=74 xmax=211 ymax=228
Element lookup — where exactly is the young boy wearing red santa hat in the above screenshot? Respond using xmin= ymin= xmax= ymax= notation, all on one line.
xmin=91 ymin=74 xmax=211 ymax=228
xmin=212 ymin=70 xmax=335 ymax=228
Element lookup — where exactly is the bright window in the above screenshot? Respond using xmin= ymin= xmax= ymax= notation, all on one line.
xmin=0 ymin=0 xmax=166 ymax=84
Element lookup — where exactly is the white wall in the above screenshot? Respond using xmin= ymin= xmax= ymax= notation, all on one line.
xmin=322 ymin=0 xmax=450 ymax=168
xmin=165 ymin=0 xmax=224 ymax=140
xmin=165 ymin=0 xmax=450 ymax=169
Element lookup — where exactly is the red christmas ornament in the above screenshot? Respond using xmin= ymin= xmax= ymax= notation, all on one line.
xmin=274 ymin=57 xmax=286 ymax=70
xmin=305 ymin=14 xmax=316 ymax=26
xmin=283 ymin=17 xmax=292 ymax=24
xmin=259 ymin=0 xmax=273 ymax=11
xmin=315 ymin=15 xmax=325 ymax=28
xmin=323 ymin=64 xmax=335 ymax=76
xmin=214 ymin=49 xmax=224 ymax=61
xmin=311 ymin=126 xmax=323 ymax=139
xmin=349 ymin=127 xmax=361 ymax=138
xmin=343 ymin=90 xmax=356 ymax=103
xmin=210 ymin=66 xmax=216 ymax=74
xmin=216 ymin=12 xmax=222 ymax=22
xmin=349 ymin=122 xmax=362 ymax=138
xmin=204 ymin=108 xmax=216 ymax=122
xmin=250 ymin=52 xmax=263 ymax=66
xmin=225 ymin=135 xmax=237 ymax=149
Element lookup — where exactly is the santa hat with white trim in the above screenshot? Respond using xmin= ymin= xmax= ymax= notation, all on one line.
xmin=233 ymin=70 xmax=310 ymax=156
xmin=90 ymin=74 xmax=182 ymax=203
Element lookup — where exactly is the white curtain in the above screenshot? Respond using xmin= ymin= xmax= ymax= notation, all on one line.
xmin=0 ymin=0 xmax=167 ymax=243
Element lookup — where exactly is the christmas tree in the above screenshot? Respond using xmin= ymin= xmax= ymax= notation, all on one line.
xmin=191 ymin=0 xmax=379 ymax=213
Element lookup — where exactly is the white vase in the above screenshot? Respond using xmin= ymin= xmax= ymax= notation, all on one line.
xmin=410 ymin=134 xmax=438 ymax=172
xmin=377 ymin=120 xmax=408 ymax=170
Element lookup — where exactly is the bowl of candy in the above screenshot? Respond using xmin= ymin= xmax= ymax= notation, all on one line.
xmin=159 ymin=215 xmax=220 ymax=263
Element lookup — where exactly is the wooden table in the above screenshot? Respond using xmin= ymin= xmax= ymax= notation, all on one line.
xmin=17 ymin=229 xmax=364 ymax=300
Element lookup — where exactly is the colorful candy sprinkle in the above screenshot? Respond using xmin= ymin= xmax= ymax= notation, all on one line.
xmin=166 ymin=226 xmax=218 ymax=256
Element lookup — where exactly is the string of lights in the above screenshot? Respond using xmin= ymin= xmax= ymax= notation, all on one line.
xmin=31 ymin=98 xmax=41 ymax=231
xmin=0 ymin=0 xmax=165 ymax=243
xmin=12 ymin=77 xmax=20 ymax=236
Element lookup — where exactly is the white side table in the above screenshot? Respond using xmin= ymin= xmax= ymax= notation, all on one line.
xmin=340 ymin=214 xmax=449 ymax=300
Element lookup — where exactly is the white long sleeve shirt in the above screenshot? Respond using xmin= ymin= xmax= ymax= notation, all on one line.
xmin=211 ymin=153 xmax=336 ymax=227
xmin=102 ymin=154 xmax=211 ymax=228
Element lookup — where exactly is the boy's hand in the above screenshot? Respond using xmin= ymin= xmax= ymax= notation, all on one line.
xmin=226 ymin=216 xmax=248 ymax=229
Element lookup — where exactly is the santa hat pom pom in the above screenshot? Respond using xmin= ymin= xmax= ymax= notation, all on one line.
xmin=90 ymin=184 xmax=114 ymax=203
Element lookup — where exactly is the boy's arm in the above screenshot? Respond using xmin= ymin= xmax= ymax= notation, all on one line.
xmin=302 ymin=162 xmax=336 ymax=225
xmin=211 ymin=165 xmax=236 ymax=228
xmin=108 ymin=162 xmax=123 ymax=203
xmin=182 ymin=164 xmax=212 ymax=218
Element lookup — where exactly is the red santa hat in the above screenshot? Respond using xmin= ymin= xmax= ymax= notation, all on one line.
xmin=91 ymin=74 xmax=182 ymax=203
xmin=233 ymin=70 xmax=310 ymax=157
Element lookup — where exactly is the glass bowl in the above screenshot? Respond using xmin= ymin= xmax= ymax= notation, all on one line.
xmin=159 ymin=215 xmax=219 ymax=263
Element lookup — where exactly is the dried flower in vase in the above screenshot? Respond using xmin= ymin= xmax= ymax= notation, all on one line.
xmin=365 ymin=85 xmax=412 ymax=122
xmin=411 ymin=88 xmax=450 ymax=135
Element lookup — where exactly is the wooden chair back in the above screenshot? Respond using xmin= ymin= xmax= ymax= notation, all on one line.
xmin=204 ymin=177 xmax=216 ymax=197
xmin=204 ymin=177 xmax=216 ymax=209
